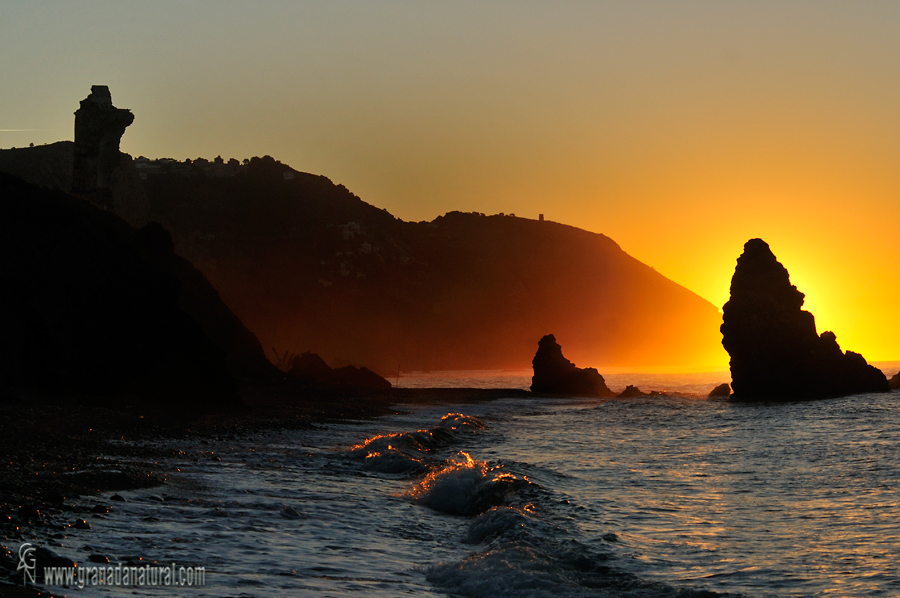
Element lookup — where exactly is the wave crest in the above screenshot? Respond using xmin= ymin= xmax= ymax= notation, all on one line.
xmin=407 ymin=453 xmax=529 ymax=516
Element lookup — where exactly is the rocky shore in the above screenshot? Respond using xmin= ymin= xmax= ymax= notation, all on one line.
xmin=0 ymin=382 xmax=530 ymax=596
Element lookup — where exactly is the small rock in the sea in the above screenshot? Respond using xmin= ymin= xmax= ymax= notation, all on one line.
xmin=89 ymin=554 xmax=109 ymax=564
xmin=602 ymin=532 xmax=618 ymax=542
xmin=110 ymin=494 xmax=126 ymax=502
xmin=73 ymin=519 xmax=91 ymax=530
xmin=281 ymin=506 xmax=304 ymax=519
xmin=708 ymin=383 xmax=731 ymax=397
xmin=531 ymin=334 xmax=615 ymax=396
xmin=617 ymin=385 xmax=644 ymax=398
xmin=92 ymin=505 xmax=110 ymax=514
xmin=142 ymin=516 xmax=160 ymax=522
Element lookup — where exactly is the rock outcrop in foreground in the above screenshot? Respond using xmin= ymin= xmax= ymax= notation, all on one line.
xmin=721 ymin=238 xmax=888 ymax=400
xmin=0 ymin=172 xmax=277 ymax=403
xmin=531 ymin=334 xmax=615 ymax=396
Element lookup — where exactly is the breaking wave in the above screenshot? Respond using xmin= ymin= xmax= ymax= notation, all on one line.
xmin=348 ymin=413 xmax=486 ymax=475
xmin=345 ymin=412 xmax=735 ymax=598
xmin=406 ymin=452 xmax=532 ymax=516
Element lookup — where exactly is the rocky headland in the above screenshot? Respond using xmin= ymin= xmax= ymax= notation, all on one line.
xmin=0 ymin=172 xmax=278 ymax=403
xmin=287 ymin=352 xmax=392 ymax=389
xmin=721 ymin=238 xmax=888 ymax=401
xmin=1 ymin=88 xmax=726 ymax=374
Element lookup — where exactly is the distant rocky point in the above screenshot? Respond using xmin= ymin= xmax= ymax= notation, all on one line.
xmin=530 ymin=334 xmax=615 ymax=397
xmin=721 ymin=238 xmax=888 ymax=401
xmin=287 ymin=353 xmax=391 ymax=389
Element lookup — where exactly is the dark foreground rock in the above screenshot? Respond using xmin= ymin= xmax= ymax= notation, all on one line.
xmin=721 ymin=239 xmax=888 ymax=401
xmin=530 ymin=334 xmax=615 ymax=397
xmin=0 ymin=172 xmax=277 ymax=403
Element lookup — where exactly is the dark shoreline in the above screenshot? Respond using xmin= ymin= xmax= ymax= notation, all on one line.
xmin=0 ymin=382 xmax=530 ymax=596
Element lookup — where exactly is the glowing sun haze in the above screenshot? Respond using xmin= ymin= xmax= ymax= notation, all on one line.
xmin=2 ymin=1 xmax=897 ymax=364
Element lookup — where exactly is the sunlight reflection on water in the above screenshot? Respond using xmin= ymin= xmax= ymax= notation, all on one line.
xmin=25 ymin=382 xmax=900 ymax=597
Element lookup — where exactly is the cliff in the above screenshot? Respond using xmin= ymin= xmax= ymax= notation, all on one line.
xmin=0 ymin=172 xmax=277 ymax=402
xmin=1 ymin=147 xmax=726 ymax=373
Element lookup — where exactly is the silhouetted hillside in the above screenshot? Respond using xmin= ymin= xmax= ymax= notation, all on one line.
xmin=0 ymin=172 xmax=277 ymax=402
xmin=135 ymin=156 xmax=723 ymax=372
xmin=0 ymin=141 xmax=74 ymax=191
xmin=1 ymin=146 xmax=725 ymax=373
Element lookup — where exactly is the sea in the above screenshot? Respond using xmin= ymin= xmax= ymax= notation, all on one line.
xmin=16 ymin=366 xmax=900 ymax=597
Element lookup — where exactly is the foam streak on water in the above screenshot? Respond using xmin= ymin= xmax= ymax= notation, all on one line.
xmin=20 ymin=383 xmax=900 ymax=597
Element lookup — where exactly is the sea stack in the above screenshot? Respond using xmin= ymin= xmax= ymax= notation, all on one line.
xmin=72 ymin=85 xmax=134 ymax=207
xmin=721 ymin=238 xmax=888 ymax=400
xmin=530 ymin=334 xmax=615 ymax=397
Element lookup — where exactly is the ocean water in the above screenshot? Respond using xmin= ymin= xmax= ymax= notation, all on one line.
xmin=14 ymin=370 xmax=900 ymax=597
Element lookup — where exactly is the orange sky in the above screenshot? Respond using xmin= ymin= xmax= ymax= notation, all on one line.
xmin=2 ymin=2 xmax=897 ymax=364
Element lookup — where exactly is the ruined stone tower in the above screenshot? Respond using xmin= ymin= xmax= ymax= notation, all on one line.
xmin=72 ymin=85 xmax=133 ymax=207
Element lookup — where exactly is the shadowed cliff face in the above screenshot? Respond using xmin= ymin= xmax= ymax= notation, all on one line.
xmin=0 ymin=147 xmax=726 ymax=373
xmin=721 ymin=238 xmax=888 ymax=400
xmin=134 ymin=157 xmax=724 ymax=372
xmin=0 ymin=172 xmax=277 ymax=402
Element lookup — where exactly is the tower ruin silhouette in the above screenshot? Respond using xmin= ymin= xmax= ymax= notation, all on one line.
xmin=72 ymin=85 xmax=133 ymax=207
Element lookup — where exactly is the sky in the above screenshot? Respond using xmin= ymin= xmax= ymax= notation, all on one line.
xmin=2 ymin=1 xmax=898 ymax=363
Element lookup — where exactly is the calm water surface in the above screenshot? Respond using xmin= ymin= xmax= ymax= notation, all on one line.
xmin=14 ymin=371 xmax=900 ymax=597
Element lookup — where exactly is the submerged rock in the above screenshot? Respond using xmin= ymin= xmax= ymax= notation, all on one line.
xmin=530 ymin=334 xmax=615 ymax=397
xmin=708 ymin=383 xmax=731 ymax=397
xmin=721 ymin=239 xmax=888 ymax=400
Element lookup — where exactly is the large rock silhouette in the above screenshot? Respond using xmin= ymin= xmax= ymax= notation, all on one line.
xmin=0 ymin=172 xmax=278 ymax=403
xmin=531 ymin=334 xmax=615 ymax=396
xmin=721 ymin=239 xmax=888 ymax=400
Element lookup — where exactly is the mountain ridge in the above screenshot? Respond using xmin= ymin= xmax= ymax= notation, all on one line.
xmin=0 ymin=144 xmax=726 ymax=373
